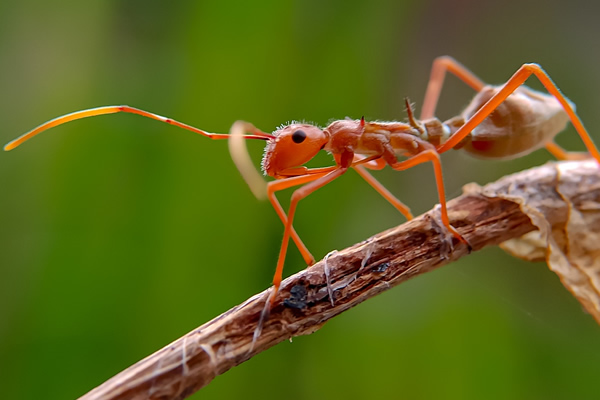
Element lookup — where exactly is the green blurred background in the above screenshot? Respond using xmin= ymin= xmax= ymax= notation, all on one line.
xmin=2 ymin=1 xmax=600 ymax=399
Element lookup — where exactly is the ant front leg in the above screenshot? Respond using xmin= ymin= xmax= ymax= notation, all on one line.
xmin=268 ymin=166 xmax=349 ymax=302
xmin=421 ymin=56 xmax=486 ymax=120
xmin=251 ymin=166 xmax=348 ymax=345
xmin=266 ymin=172 xmax=329 ymax=268
xmin=436 ymin=63 xmax=600 ymax=165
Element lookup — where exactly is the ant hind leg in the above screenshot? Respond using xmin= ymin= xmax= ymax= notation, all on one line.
xmin=437 ymin=63 xmax=600 ymax=166
xmin=421 ymin=56 xmax=486 ymax=120
xmin=545 ymin=141 xmax=592 ymax=161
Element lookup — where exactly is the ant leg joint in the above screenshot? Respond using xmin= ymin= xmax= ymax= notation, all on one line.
xmin=523 ymin=62 xmax=541 ymax=70
xmin=433 ymin=55 xmax=456 ymax=64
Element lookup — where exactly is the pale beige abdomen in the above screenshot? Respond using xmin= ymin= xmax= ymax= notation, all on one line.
xmin=459 ymin=85 xmax=572 ymax=160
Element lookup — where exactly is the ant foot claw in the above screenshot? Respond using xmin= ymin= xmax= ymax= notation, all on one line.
xmin=360 ymin=240 xmax=374 ymax=271
xmin=323 ymin=250 xmax=338 ymax=306
xmin=429 ymin=206 xmax=455 ymax=260
xmin=250 ymin=288 xmax=276 ymax=354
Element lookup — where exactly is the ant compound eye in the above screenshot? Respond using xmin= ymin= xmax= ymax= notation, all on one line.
xmin=291 ymin=129 xmax=307 ymax=144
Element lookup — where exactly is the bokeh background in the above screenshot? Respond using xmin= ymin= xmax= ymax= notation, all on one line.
xmin=2 ymin=1 xmax=600 ymax=399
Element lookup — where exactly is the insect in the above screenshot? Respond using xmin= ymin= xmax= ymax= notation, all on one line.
xmin=5 ymin=56 xmax=600 ymax=306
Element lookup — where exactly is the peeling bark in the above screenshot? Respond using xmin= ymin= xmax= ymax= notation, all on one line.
xmin=79 ymin=160 xmax=600 ymax=400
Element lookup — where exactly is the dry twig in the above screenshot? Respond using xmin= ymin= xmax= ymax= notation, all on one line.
xmin=80 ymin=160 xmax=600 ymax=400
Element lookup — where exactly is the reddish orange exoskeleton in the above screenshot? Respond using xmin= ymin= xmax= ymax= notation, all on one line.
xmin=6 ymin=56 xmax=600 ymax=306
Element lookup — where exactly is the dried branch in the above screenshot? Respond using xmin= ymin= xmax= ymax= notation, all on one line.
xmin=79 ymin=160 xmax=600 ymax=400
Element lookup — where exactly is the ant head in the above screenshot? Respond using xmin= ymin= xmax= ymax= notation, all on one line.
xmin=261 ymin=123 xmax=329 ymax=177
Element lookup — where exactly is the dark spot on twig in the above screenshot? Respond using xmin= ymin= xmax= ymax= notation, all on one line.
xmin=283 ymin=284 xmax=308 ymax=309
xmin=464 ymin=239 xmax=473 ymax=254
xmin=373 ymin=262 xmax=390 ymax=273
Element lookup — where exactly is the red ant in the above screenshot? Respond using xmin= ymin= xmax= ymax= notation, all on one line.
xmin=6 ymin=56 xmax=600 ymax=306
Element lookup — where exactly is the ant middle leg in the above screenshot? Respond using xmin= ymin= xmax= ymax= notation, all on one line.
xmin=389 ymin=149 xmax=470 ymax=249
xmin=353 ymin=160 xmax=414 ymax=221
